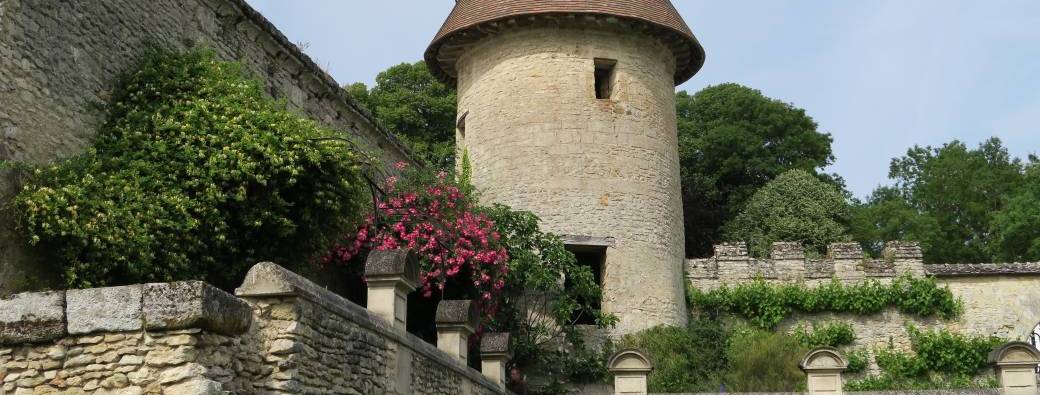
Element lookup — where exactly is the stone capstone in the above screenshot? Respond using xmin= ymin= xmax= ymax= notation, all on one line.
xmin=0 ymin=291 xmax=65 ymax=345
xmin=66 ymin=285 xmax=143 ymax=335
xmin=364 ymin=249 xmax=419 ymax=286
xmin=479 ymin=333 xmax=510 ymax=358
xmin=143 ymin=281 xmax=251 ymax=336
xmin=435 ymin=300 xmax=478 ymax=332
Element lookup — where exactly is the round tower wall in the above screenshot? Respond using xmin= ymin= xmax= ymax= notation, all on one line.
xmin=456 ymin=26 xmax=687 ymax=333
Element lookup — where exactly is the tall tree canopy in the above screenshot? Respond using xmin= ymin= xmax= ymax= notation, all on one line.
xmin=678 ymin=83 xmax=838 ymax=257
xmin=989 ymin=160 xmax=1040 ymax=262
xmin=724 ymin=170 xmax=851 ymax=257
xmin=346 ymin=61 xmax=457 ymax=167
xmin=851 ymin=138 xmax=1027 ymax=263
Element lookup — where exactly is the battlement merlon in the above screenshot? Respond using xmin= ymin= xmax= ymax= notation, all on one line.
xmin=685 ymin=241 xmax=926 ymax=282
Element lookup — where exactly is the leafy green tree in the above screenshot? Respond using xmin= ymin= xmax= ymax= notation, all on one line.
xmin=723 ymin=169 xmax=850 ymax=257
xmin=989 ymin=159 xmax=1040 ymax=261
xmin=852 ymin=138 xmax=1025 ymax=263
xmin=346 ymin=62 xmax=457 ymax=167
xmin=677 ymin=84 xmax=838 ymax=257
xmin=620 ymin=318 xmax=731 ymax=392
xmin=14 ymin=49 xmax=367 ymax=289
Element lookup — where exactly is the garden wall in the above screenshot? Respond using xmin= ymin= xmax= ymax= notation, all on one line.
xmin=0 ymin=0 xmax=412 ymax=294
xmin=687 ymin=242 xmax=1040 ymax=369
xmin=0 ymin=261 xmax=507 ymax=394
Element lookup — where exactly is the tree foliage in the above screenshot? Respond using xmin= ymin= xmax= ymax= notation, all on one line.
xmin=851 ymin=138 xmax=1027 ymax=262
xmin=677 ymin=84 xmax=838 ymax=257
xmin=988 ymin=161 xmax=1040 ymax=261
xmin=346 ymin=62 xmax=457 ymax=167
xmin=13 ymin=49 xmax=367 ymax=289
xmin=723 ymin=169 xmax=851 ymax=257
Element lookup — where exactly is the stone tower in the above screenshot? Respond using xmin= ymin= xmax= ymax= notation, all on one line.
xmin=426 ymin=0 xmax=705 ymax=334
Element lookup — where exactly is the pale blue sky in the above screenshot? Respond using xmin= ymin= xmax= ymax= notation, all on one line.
xmin=245 ymin=0 xmax=1040 ymax=198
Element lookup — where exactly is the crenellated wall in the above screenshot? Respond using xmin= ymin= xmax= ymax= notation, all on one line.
xmin=0 ymin=258 xmax=510 ymax=395
xmin=0 ymin=0 xmax=412 ymax=295
xmin=687 ymin=241 xmax=1040 ymax=369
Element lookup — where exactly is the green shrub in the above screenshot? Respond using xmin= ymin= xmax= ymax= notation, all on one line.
xmin=13 ymin=49 xmax=367 ymax=288
xmin=792 ymin=321 xmax=856 ymax=348
xmin=846 ymin=349 xmax=869 ymax=373
xmin=722 ymin=328 xmax=808 ymax=391
xmin=620 ymin=318 xmax=730 ymax=392
xmin=690 ymin=275 xmax=961 ymax=329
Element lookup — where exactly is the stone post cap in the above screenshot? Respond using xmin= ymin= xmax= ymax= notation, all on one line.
xmin=988 ymin=341 xmax=1040 ymax=366
xmin=480 ymin=332 xmax=511 ymax=359
xmin=800 ymin=347 xmax=849 ymax=372
xmin=828 ymin=242 xmax=864 ymax=260
xmin=364 ymin=249 xmax=419 ymax=290
xmin=435 ymin=299 xmax=479 ymax=333
xmin=608 ymin=349 xmax=653 ymax=374
xmin=884 ymin=241 xmax=923 ymax=259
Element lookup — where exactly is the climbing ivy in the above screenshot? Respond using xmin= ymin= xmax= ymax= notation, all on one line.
xmin=845 ymin=326 xmax=1003 ymax=390
xmin=792 ymin=321 xmax=856 ymax=348
xmin=689 ymin=275 xmax=961 ymax=329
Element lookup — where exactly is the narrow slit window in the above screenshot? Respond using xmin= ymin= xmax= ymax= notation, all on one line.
xmin=594 ymin=58 xmax=617 ymax=100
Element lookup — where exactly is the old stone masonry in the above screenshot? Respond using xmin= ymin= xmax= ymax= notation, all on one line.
xmin=0 ymin=253 xmax=510 ymax=394
xmin=5 ymin=0 xmax=1040 ymax=394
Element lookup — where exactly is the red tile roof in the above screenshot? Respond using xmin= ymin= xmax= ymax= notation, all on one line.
xmin=425 ymin=0 xmax=705 ymax=86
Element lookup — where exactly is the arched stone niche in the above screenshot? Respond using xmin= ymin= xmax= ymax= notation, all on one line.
xmin=800 ymin=347 xmax=848 ymax=395
xmin=989 ymin=341 xmax=1040 ymax=394
xmin=608 ymin=349 xmax=653 ymax=395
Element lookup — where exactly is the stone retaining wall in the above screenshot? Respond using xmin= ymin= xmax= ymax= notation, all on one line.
xmin=0 ymin=262 xmax=508 ymax=394
xmin=0 ymin=0 xmax=412 ymax=294
xmin=687 ymin=241 xmax=1040 ymax=377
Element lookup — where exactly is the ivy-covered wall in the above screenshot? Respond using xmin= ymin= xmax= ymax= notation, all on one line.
xmin=0 ymin=0 xmax=411 ymax=294
xmin=687 ymin=241 xmax=1040 ymax=377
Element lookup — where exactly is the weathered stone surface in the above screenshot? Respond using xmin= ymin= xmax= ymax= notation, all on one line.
xmin=455 ymin=25 xmax=689 ymax=334
xmin=142 ymin=281 xmax=250 ymax=336
xmin=66 ymin=285 xmax=142 ymax=335
xmin=364 ymin=249 xmax=419 ymax=282
xmin=926 ymin=263 xmax=1040 ymax=276
xmin=480 ymin=333 xmax=510 ymax=357
xmin=0 ymin=291 xmax=65 ymax=345
xmin=435 ymin=300 xmax=479 ymax=330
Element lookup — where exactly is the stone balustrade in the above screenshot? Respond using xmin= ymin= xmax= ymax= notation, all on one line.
xmin=0 ymin=249 xmax=513 ymax=394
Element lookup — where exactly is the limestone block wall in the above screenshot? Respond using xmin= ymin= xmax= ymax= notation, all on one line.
xmin=688 ymin=242 xmax=1040 ymax=368
xmin=0 ymin=263 xmax=509 ymax=394
xmin=0 ymin=0 xmax=411 ymax=294
xmin=456 ymin=25 xmax=687 ymax=334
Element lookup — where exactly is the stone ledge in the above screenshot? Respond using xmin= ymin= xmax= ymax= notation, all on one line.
xmin=67 ymin=284 xmax=142 ymax=335
xmin=143 ymin=281 xmax=251 ymax=335
xmin=926 ymin=263 xmax=1040 ymax=277
xmin=0 ymin=291 xmax=65 ymax=345
xmin=235 ymin=261 xmax=509 ymax=394
xmin=0 ymin=281 xmax=250 ymax=345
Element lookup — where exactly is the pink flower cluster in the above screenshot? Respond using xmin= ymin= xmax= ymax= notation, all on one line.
xmin=326 ymin=164 xmax=509 ymax=315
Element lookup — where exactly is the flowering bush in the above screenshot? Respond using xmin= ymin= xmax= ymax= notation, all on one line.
xmin=13 ymin=49 xmax=366 ymax=288
xmin=326 ymin=163 xmax=509 ymax=314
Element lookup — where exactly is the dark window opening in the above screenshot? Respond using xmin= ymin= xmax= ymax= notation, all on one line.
xmin=594 ymin=58 xmax=617 ymax=100
xmin=457 ymin=110 xmax=468 ymax=138
xmin=565 ymin=244 xmax=606 ymax=325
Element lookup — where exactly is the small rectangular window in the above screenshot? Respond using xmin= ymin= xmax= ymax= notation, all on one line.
xmin=564 ymin=244 xmax=606 ymax=325
xmin=594 ymin=58 xmax=617 ymax=100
